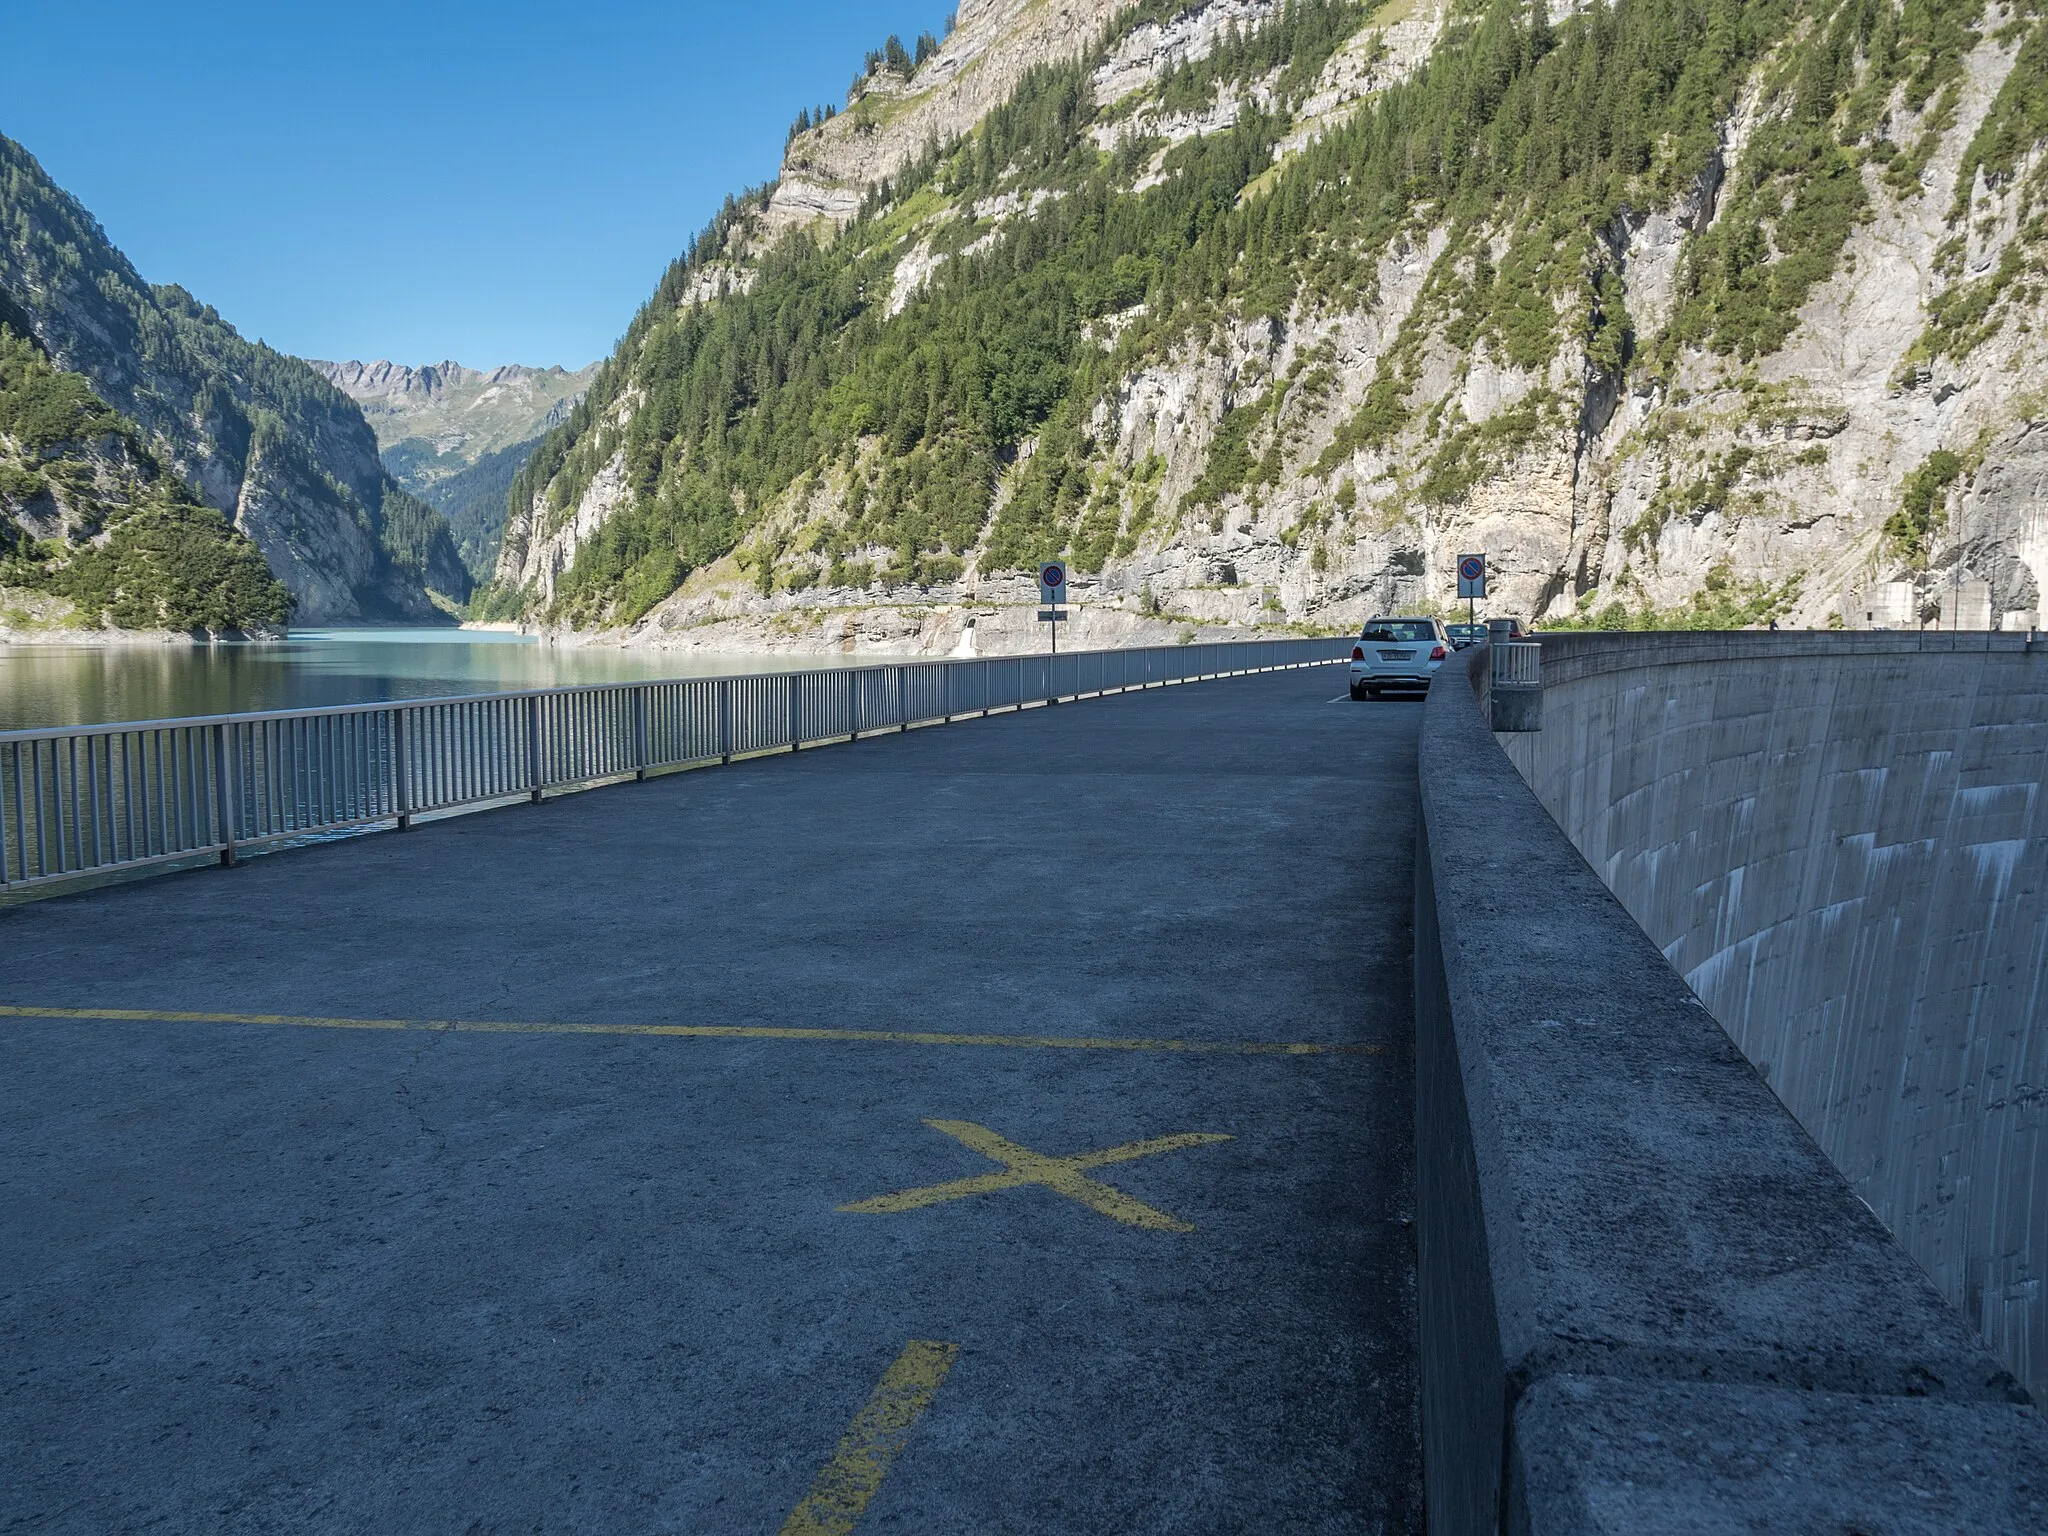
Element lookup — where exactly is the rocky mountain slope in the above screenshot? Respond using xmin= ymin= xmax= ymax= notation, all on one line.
xmin=485 ymin=0 xmax=2048 ymax=652
xmin=0 ymin=135 xmax=471 ymax=626
xmin=760 ymin=0 xmax=1130 ymax=242
xmin=1 ymin=308 xmax=291 ymax=636
xmin=311 ymin=358 xmax=595 ymax=579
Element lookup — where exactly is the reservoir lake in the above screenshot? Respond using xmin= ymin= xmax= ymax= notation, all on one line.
xmin=0 ymin=630 xmax=849 ymax=733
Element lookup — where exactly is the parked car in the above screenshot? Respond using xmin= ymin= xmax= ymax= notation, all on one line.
xmin=1349 ymin=616 xmax=1451 ymax=699
xmin=1445 ymin=623 xmax=1487 ymax=649
xmin=1486 ymin=617 xmax=1531 ymax=640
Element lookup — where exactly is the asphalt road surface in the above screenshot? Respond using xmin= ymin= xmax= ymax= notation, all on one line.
xmin=0 ymin=665 xmax=1422 ymax=1534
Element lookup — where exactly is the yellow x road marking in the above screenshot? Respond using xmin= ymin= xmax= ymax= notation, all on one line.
xmin=839 ymin=1120 xmax=1232 ymax=1232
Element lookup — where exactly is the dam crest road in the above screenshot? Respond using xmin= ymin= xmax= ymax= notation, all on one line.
xmin=0 ymin=665 xmax=1423 ymax=1534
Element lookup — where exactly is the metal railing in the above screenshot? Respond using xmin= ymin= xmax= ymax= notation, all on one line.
xmin=0 ymin=637 xmax=1345 ymax=892
xmin=1490 ymin=640 xmax=1542 ymax=688
xmin=1472 ymin=640 xmax=1544 ymax=732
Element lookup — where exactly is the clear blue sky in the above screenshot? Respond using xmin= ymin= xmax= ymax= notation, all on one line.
xmin=6 ymin=0 xmax=950 ymax=369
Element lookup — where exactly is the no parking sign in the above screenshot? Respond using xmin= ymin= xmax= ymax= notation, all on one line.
xmin=1456 ymin=553 xmax=1486 ymax=600
xmin=1039 ymin=561 xmax=1068 ymax=605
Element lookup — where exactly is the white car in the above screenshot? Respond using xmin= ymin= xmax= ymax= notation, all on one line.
xmin=1349 ymin=616 xmax=1451 ymax=700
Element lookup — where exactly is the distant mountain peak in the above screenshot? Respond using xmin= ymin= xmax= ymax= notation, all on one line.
xmin=307 ymin=357 xmax=601 ymax=585
xmin=309 ymin=358 xmax=585 ymax=399
xmin=310 ymin=358 xmax=595 ymax=408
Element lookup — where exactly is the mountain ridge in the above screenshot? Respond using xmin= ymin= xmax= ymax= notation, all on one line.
xmin=310 ymin=358 xmax=595 ymax=433
xmin=760 ymin=0 xmax=1130 ymax=243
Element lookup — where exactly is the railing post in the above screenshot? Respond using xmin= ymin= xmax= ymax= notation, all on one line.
xmin=0 ymin=744 xmax=11 ymax=888
xmin=720 ymin=678 xmax=734 ymax=764
xmin=788 ymin=674 xmax=801 ymax=752
xmin=897 ymin=666 xmax=908 ymax=732
xmin=394 ymin=708 xmax=412 ymax=830
xmin=633 ymin=685 xmax=649 ymax=781
xmin=213 ymin=721 xmax=237 ymax=867
xmin=527 ymin=694 xmax=544 ymax=803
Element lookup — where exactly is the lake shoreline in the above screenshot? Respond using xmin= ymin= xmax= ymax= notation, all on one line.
xmin=1 ymin=584 xmax=299 ymax=647
xmin=464 ymin=604 xmax=1334 ymax=658
xmin=0 ymin=627 xmax=286 ymax=648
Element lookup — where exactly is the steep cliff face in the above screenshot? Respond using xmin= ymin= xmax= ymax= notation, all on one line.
xmin=760 ymin=0 xmax=1130 ymax=243
xmin=490 ymin=0 xmax=2048 ymax=651
xmin=0 ymin=135 xmax=470 ymax=624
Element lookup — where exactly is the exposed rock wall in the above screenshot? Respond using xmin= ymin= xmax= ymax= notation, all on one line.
xmin=1574 ymin=18 xmax=2046 ymax=632
xmin=761 ymin=0 xmax=1127 ymax=244
xmin=495 ymin=446 xmax=631 ymax=604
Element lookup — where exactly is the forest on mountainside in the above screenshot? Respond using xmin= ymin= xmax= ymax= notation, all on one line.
xmin=489 ymin=0 xmax=2048 ymax=638
xmin=405 ymin=438 xmax=543 ymax=578
xmin=0 ymin=323 xmax=293 ymax=631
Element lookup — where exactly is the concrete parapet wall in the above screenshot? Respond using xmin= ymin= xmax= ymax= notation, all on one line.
xmin=1415 ymin=644 xmax=2048 ymax=1533
xmin=1500 ymin=632 xmax=2048 ymax=1401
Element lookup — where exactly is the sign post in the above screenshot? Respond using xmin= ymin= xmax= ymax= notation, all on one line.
xmin=1456 ymin=553 xmax=1487 ymax=626
xmin=1038 ymin=561 xmax=1068 ymax=658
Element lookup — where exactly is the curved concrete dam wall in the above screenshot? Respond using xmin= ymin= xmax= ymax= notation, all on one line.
xmin=1499 ymin=632 xmax=2048 ymax=1402
xmin=1414 ymin=644 xmax=2045 ymax=1531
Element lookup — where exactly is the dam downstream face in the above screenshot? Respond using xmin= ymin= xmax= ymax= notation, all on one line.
xmin=0 ymin=668 xmax=1422 ymax=1533
xmin=1502 ymin=638 xmax=2048 ymax=1401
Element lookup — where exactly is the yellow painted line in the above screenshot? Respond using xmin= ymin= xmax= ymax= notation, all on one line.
xmin=0 ymin=1005 xmax=1385 ymax=1056
xmin=779 ymin=1339 xmax=960 ymax=1536
xmin=841 ymin=1119 xmax=1233 ymax=1232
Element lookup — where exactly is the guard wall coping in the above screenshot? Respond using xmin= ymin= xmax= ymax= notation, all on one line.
xmin=1531 ymin=627 xmax=2039 ymax=686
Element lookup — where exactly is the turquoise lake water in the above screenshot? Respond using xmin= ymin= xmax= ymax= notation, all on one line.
xmin=0 ymin=630 xmax=838 ymax=732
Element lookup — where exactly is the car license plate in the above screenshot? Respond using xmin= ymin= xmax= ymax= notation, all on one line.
xmin=1378 ymin=649 xmax=1412 ymax=661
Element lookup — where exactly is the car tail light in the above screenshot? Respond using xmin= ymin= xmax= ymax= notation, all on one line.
xmin=1352 ymin=646 xmax=1364 ymax=660
xmin=1430 ymin=645 xmax=1447 ymax=660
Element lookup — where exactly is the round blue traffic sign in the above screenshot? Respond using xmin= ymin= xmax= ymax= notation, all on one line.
xmin=1458 ymin=555 xmax=1484 ymax=582
xmin=1041 ymin=562 xmax=1066 ymax=587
